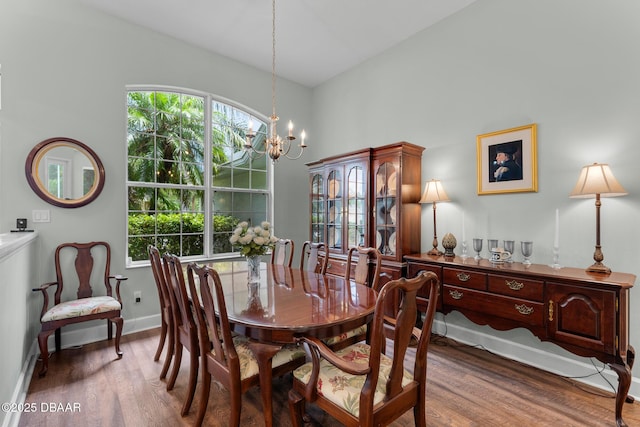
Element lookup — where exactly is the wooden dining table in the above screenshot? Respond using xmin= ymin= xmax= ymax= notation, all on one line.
xmin=201 ymin=261 xmax=378 ymax=427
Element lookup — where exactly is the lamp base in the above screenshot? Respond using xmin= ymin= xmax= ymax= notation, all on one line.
xmin=427 ymin=248 xmax=443 ymax=256
xmin=586 ymin=262 xmax=611 ymax=275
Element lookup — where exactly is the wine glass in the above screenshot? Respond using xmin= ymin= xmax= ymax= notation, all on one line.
xmin=521 ymin=241 xmax=533 ymax=265
xmin=473 ymin=238 xmax=483 ymax=260
xmin=503 ymin=240 xmax=515 ymax=263
xmin=488 ymin=239 xmax=499 ymax=252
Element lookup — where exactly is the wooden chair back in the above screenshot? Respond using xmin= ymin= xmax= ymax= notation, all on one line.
xmin=345 ymin=246 xmax=382 ymax=290
xmin=270 ymin=238 xmax=294 ymax=267
xmin=289 ymin=270 xmax=440 ymax=427
xmin=55 ymin=241 xmax=114 ymax=301
xmin=163 ymin=253 xmax=199 ymax=416
xmin=299 ymin=241 xmax=328 ymax=274
xmin=148 ymin=245 xmax=174 ymax=375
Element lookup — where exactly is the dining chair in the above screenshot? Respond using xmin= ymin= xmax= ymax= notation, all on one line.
xmin=323 ymin=246 xmax=382 ymax=350
xmin=288 ymin=270 xmax=440 ymax=427
xmin=270 ymin=238 xmax=294 ymax=267
xmin=186 ymin=263 xmax=306 ymax=427
xmin=32 ymin=241 xmax=126 ymax=377
xmin=148 ymin=245 xmax=174 ymax=380
xmin=299 ymin=241 xmax=329 ymax=274
xmin=163 ymin=253 xmax=199 ymax=416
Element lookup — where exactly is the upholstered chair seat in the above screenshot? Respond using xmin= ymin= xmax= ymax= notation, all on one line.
xmin=40 ymin=296 xmax=121 ymax=322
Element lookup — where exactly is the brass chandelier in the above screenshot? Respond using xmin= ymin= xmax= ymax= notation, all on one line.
xmin=244 ymin=0 xmax=307 ymax=162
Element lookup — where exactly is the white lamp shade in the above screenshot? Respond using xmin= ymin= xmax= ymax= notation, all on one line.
xmin=569 ymin=163 xmax=627 ymax=198
xmin=419 ymin=179 xmax=450 ymax=204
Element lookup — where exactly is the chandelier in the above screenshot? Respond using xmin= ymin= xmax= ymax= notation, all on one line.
xmin=244 ymin=0 xmax=307 ymax=163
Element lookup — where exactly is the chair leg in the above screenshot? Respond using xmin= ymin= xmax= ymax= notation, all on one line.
xmin=414 ymin=386 xmax=427 ymax=427
xmin=107 ymin=318 xmax=113 ymax=340
xmin=54 ymin=328 xmax=61 ymax=352
xmin=167 ymin=341 xmax=183 ymax=391
xmin=181 ymin=346 xmax=198 ymax=415
xmin=229 ymin=383 xmax=242 ymax=427
xmin=112 ymin=317 xmax=123 ymax=358
xmin=159 ymin=320 xmax=174 ymax=379
xmin=37 ymin=331 xmax=53 ymax=377
xmin=194 ymin=368 xmax=211 ymax=427
xmin=288 ymin=389 xmax=305 ymax=427
xmin=154 ymin=317 xmax=168 ymax=361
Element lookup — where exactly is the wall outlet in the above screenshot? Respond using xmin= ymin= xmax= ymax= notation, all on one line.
xmin=134 ymin=291 xmax=142 ymax=303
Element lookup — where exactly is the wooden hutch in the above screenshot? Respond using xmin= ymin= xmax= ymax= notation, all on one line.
xmin=307 ymin=142 xmax=424 ymax=288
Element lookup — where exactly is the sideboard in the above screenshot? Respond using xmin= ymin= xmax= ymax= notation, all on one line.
xmin=405 ymin=253 xmax=635 ymax=427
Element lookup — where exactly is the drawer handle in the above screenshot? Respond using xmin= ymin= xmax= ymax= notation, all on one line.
xmin=548 ymin=300 xmax=554 ymax=321
xmin=506 ymin=280 xmax=524 ymax=291
xmin=449 ymin=289 xmax=463 ymax=300
xmin=326 ymin=263 xmax=332 ymax=269
xmin=515 ymin=303 xmax=534 ymax=315
xmin=456 ymin=272 xmax=471 ymax=282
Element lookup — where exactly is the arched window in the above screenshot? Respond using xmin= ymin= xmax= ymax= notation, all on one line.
xmin=126 ymin=87 xmax=271 ymax=263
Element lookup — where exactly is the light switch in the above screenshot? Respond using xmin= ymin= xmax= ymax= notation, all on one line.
xmin=32 ymin=209 xmax=50 ymax=223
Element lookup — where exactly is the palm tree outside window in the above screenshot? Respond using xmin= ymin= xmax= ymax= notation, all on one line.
xmin=126 ymin=87 xmax=271 ymax=263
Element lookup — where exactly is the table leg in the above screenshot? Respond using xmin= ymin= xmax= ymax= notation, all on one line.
xmin=247 ymin=341 xmax=282 ymax=427
xmin=609 ymin=361 xmax=631 ymax=427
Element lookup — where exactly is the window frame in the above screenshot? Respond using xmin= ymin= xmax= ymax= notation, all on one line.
xmin=125 ymin=85 xmax=274 ymax=267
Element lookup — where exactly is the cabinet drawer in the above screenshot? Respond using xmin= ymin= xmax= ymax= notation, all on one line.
xmin=324 ymin=257 xmax=348 ymax=278
xmin=443 ymin=285 xmax=544 ymax=327
xmin=443 ymin=267 xmax=486 ymax=290
xmin=407 ymin=263 xmax=441 ymax=299
xmin=488 ymin=274 xmax=544 ymax=302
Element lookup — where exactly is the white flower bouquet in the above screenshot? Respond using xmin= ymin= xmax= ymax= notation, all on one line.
xmin=229 ymin=221 xmax=278 ymax=257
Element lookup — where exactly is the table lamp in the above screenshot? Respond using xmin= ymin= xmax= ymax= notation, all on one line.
xmin=569 ymin=163 xmax=627 ymax=274
xmin=420 ymin=179 xmax=450 ymax=256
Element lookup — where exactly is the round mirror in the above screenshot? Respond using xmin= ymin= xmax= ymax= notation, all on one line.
xmin=25 ymin=137 xmax=105 ymax=208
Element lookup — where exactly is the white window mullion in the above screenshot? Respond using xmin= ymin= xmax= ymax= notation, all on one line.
xmin=203 ymin=95 xmax=213 ymax=258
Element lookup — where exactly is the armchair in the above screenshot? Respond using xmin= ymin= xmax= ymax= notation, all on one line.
xmin=32 ymin=241 xmax=126 ymax=377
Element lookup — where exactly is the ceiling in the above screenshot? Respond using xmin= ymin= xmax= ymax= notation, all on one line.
xmin=78 ymin=0 xmax=476 ymax=88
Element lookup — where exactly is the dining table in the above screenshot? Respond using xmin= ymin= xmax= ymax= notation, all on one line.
xmin=201 ymin=260 xmax=378 ymax=427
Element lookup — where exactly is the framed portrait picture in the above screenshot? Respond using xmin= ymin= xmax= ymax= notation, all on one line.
xmin=476 ymin=123 xmax=537 ymax=195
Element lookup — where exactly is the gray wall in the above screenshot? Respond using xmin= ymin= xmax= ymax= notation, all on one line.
xmin=311 ymin=0 xmax=640 ymax=393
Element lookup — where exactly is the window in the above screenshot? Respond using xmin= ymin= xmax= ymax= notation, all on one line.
xmin=126 ymin=87 xmax=271 ymax=263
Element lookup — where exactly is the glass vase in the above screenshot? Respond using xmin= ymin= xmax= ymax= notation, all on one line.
xmin=246 ymin=255 xmax=261 ymax=286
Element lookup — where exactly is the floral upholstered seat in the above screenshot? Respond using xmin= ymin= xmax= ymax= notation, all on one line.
xmin=41 ymin=296 xmax=121 ymax=322
xmin=226 ymin=335 xmax=305 ymax=380
xmin=292 ymin=342 xmax=411 ymax=417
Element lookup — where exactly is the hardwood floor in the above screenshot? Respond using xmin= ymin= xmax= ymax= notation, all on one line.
xmin=19 ymin=328 xmax=640 ymax=426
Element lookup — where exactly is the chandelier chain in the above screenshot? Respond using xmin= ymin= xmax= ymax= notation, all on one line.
xmin=271 ymin=0 xmax=277 ymax=120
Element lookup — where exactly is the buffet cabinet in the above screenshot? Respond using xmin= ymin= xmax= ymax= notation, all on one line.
xmin=405 ymin=253 xmax=636 ymax=426
xmin=307 ymin=142 xmax=424 ymax=288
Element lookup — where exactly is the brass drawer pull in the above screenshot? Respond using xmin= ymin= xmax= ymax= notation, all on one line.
xmin=506 ymin=280 xmax=524 ymax=291
xmin=548 ymin=300 xmax=554 ymax=321
xmin=456 ymin=272 xmax=471 ymax=282
xmin=449 ymin=289 xmax=463 ymax=300
xmin=515 ymin=303 xmax=534 ymax=315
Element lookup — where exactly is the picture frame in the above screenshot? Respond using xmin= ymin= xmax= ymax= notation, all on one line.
xmin=476 ymin=123 xmax=537 ymax=195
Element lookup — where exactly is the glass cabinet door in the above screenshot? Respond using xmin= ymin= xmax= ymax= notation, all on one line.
xmin=346 ymin=165 xmax=366 ymax=248
xmin=374 ymin=161 xmax=397 ymax=256
xmin=310 ymin=173 xmax=324 ymax=243
xmin=327 ymin=169 xmax=342 ymax=251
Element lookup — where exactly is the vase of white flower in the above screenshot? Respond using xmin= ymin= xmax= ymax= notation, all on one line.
xmin=229 ymin=221 xmax=278 ymax=285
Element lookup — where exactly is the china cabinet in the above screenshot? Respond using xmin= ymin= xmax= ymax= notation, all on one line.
xmin=307 ymin=142 xmax=424 ymax=285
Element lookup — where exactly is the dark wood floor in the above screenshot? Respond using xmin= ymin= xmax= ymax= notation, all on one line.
xmin=19 ymin=328 xmax=640 ymax=426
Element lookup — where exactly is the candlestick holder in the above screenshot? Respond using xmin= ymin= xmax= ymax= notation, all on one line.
xmin=550 ymin=245 xmax=562 ymax=269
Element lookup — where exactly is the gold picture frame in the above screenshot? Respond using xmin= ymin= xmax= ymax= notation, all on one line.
xmin=476 ymin=123 xmax=537 ymax=195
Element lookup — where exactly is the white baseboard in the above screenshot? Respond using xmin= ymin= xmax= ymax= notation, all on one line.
xmin=433 ymin=317 xmax=640 ymax=400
